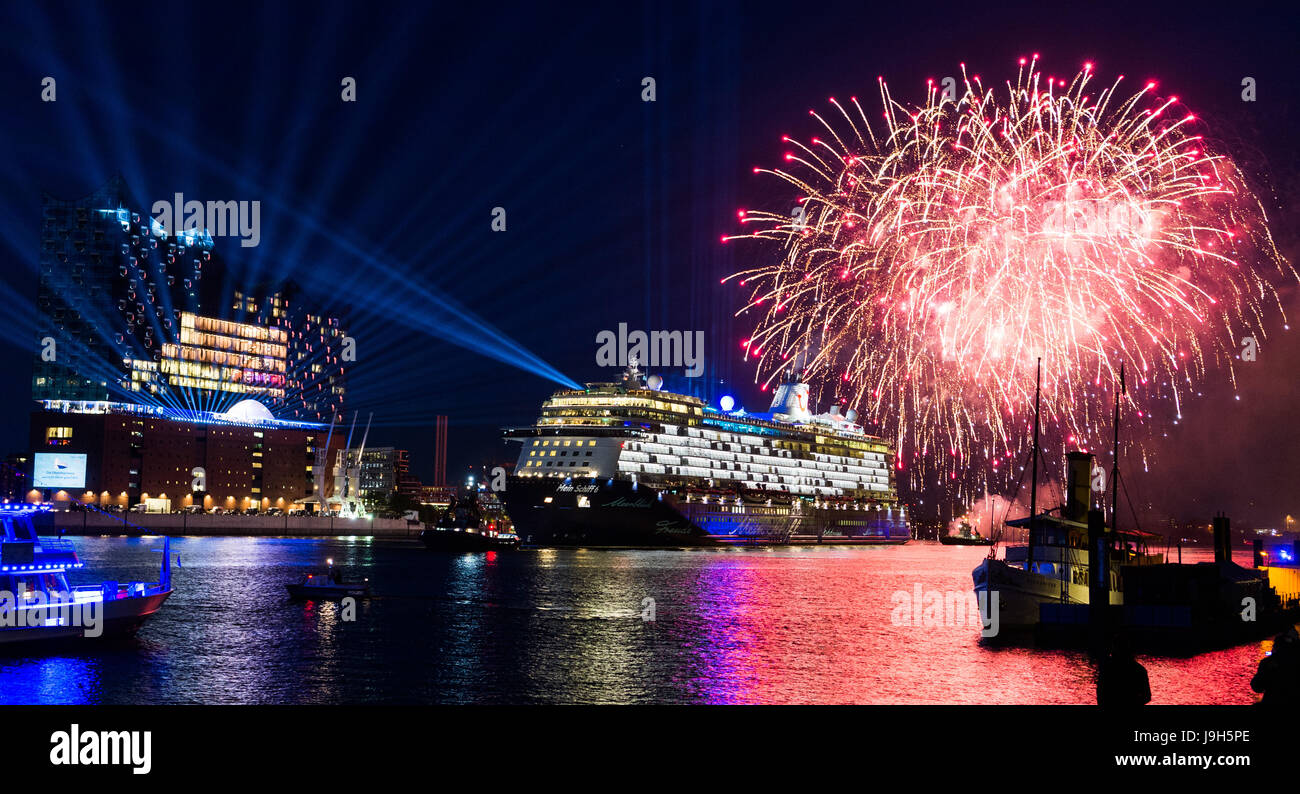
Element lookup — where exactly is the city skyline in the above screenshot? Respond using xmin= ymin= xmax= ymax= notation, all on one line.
xmin=2 ymin=1 xmax=1298 ymax=526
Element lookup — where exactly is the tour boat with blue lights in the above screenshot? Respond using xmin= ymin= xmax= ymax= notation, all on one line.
xmin=0 ymin=503 xmax=173 ymax=647
xmin=502 ymin=362 xmax=909 ymax=547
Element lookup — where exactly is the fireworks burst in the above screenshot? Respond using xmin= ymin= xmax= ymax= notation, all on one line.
xmin=724 ymin=56 xmax=1295 ymax=495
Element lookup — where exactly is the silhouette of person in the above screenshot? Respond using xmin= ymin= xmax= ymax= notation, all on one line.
xmin=1251 ymin=627 xmax=1300 ymax=705
xmin=1096 ymin=635 xmax=1151 ymax=707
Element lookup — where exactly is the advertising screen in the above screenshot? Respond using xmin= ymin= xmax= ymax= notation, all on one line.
xmin=32 ymin=452 xmax=87 ymax=490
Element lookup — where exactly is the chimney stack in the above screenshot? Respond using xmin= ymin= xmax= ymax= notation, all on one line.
xmin=1064 ymin=451 xmax=1093 ymax=522
xmin=1212 ymin=513 xmax=1231 ymax=563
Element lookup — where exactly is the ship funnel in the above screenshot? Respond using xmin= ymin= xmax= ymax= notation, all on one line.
xmin=769 ymin=382 xmax=812 ymax=422
xmin=1213 ymin=513 xmax=1232 ymax=563
xmin=1064 ymin=451 xmax=1093 ymax=522
xmin=844 ymin=409 xmax=857 ymax=423
xmin=829 ymin=405 xmax=841 ymax=417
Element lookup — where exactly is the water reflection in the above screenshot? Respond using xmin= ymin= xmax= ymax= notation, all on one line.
xmin=0 ymin=537 xmax=1273 ymax=704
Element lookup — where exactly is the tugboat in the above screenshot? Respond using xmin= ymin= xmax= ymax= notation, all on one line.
xmin=285 ymin=558 xmax=370 ymax=599
xmin=940 ymin=520 xmax=994 ymax=546
xmin=420 ymin=490 xmax=520 ymax=552
xmin=972 ymin=362 xmax=1164 ymax=630
xmin=0 ymin=503 xmax=173 ymax=647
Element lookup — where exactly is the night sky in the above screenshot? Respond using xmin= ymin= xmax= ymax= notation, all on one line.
xmin=2 ymin=0 xmax=1297 ymax=527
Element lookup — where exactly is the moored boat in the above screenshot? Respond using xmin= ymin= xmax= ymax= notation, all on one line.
xmin=420 ymin=489 xmax=521 ymax=551
xmin=0 ymin=503 xmax=173 ymax=648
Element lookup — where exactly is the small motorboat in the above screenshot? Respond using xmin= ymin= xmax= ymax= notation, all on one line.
xmin=286 ymin=559 xmax=369 ymax=599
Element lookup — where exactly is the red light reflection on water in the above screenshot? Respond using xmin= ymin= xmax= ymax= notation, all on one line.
xmin=677 ymin=545 xmax=1265 ymax=705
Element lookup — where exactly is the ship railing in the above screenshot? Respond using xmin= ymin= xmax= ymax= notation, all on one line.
xmin=70 ymin=585 xmax=108 ymax=602
xmin=35 ymin=538 xmax=77 ymax=554
xmin=77 ymin=581 xmax=161 ymax=601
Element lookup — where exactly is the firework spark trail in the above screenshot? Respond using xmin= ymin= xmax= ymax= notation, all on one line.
xmin=724 ymin=56 xmax=1295 ymax=497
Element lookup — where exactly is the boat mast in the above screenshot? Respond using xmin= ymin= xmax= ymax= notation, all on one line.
xmin=1027 ymin=358 xmax=1041 ymax=572
xmin=1111 ymin=363 xmax=1123 ymax=531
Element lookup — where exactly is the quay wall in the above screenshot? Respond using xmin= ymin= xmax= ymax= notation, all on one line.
xmin=32 ymin=512 xmax=423 ymax=539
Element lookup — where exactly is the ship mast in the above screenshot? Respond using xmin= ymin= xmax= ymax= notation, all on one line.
xmin=1027 ymin=358 xmax=1041 ymax=572
xmin=1111 ymin=363 xmax=1124 ymax=533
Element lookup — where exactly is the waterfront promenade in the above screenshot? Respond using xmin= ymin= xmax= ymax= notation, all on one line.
xmin=33 ymin=511 xmax=422 ymax=538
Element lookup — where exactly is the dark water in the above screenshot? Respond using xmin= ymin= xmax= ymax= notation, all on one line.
xmin=0 ymin=536 xmax=1271 ymax=704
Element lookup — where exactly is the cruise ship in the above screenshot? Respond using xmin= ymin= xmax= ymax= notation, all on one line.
xmin=501 ymin=362 xmax=909 ymax=547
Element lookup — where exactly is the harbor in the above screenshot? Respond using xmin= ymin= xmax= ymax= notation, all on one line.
xmin=4 ymin=1 xmax=1300 ymax=781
